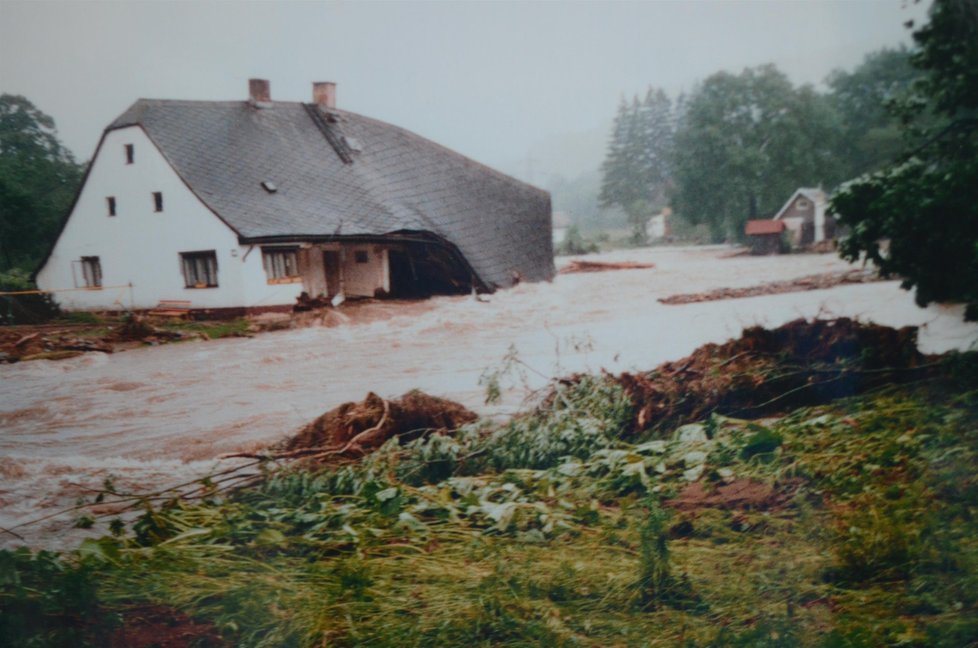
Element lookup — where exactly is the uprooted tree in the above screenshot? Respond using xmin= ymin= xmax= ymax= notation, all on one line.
xmin=831 ymin=0 xmax=978 ymax=320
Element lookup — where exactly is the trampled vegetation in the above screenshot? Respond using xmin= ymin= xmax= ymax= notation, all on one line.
xmin=3 ymin=320 xmax=977 ymax=647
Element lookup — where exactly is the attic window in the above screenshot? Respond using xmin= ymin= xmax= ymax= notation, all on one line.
xmin=343 ymin=136 xmax=363 ymax=152
xmin=797 ymin=199 xmax=810 ymax=209
xmin=107 ymin=196 xmax=116 ymax=217
xmin=125 ymin=144 xmax=134 ymax=164
xmin=261 ymin=181 xmax=278 ymax=194
xmin=153 ymin=192 xmax=163 ymax=212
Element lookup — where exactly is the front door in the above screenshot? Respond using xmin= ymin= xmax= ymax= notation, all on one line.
xmin=323 ymin=251 xmax=341 ymax=297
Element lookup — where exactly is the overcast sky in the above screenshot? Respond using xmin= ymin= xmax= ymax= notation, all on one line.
xmin=1 ymin=0 xmax=928 ymax=177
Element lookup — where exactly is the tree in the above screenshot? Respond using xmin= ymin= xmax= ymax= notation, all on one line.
xmin=0 ymin=94 xmax=83 ymax=271
xmin=599 ymin=88 xmax=675 ymax=243
xmin=671 ymin=65 xmax=842 ymax=242
xmin=826 ymin=47 xmax=921 ymax=178
xmin=831 ymin=0 xmax=978 ymax=320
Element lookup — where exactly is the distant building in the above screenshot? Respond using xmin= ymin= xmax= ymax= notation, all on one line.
xmin=35 ymin=79 xmax=554 ymax=314
xmin=773 ymin=187 xmax=834 ymax=247
xmin=552 ymin=211 xmax=571 ymax=246
xmin=646 ymin=207 xmax=672 ymax=241
xmin=745 ymin=219 xmax=786 ymax=255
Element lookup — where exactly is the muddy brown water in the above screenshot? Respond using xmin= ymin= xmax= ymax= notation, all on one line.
xmin=2 ymin=246 xmax=976 ymax=548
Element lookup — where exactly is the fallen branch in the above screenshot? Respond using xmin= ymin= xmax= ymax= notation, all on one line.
xmin=560 ymin=260 xmax=655 ymax=274
xmin=658 ymin=269 xmax=886 ymax=305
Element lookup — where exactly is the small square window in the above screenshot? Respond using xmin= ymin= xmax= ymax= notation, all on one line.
xmin=107 ymin=196 xmax=116 ymax=217
xmin=153 ymin=192 xmax=163 ymax=212
xmin=125 ymin=144 xmax=134 ymax=164
xmin=262 ymin=247 xmax=300 ymax=283
xmin=181 ymin=251 xmax=218 ymax=288
xmin=354 ymin=250 xmax=369 ymax=264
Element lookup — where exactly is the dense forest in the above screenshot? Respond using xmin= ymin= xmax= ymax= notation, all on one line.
xmin=591 ymin=47 xmax=918 ymax=244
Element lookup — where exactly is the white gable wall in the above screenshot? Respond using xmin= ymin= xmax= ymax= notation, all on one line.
xmin=36 ymin=127 xmax=303 ymax=311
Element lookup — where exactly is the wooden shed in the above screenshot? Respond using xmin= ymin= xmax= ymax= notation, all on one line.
xmin=745 ymin=219 xmax=786 ymax=255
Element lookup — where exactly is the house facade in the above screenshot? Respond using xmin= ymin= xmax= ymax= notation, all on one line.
xmin=772 ymin=187 xmax=834 ymax=247
xmin=36 ymin=80 xmax=554 ymax=314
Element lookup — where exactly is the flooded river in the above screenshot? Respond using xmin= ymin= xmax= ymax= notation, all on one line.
xmin=3 ymin=246 xmax=976 ymax=548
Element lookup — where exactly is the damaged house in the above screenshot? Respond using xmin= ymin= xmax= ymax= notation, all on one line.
xmin=35 ymin=79 xmax=554 ymax=314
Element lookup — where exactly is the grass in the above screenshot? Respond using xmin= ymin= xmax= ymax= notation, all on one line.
xmin=3 ymin=356 xmax=977 ymax=646
xmin=158 ymin=317 xmax=251 ymax=340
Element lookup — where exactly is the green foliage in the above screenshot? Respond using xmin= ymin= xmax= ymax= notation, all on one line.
xmin=672 ymin=64 xmax=842 ymax=242
xmin=599 ymin=88 xmax=675 ymax=244
xmin=636 ymin=497 xmax=672 ymax=608
xmin=740 ymin=425 xmax=783 ymax=459
xmin=0 ymin=267 xmax=60 ymax=324
xmin=0 ymin=548 xmax=112 ymax=647
xmin=9 ymin=360 xmax=978 ymax=646
xmin=0 ymin=94 xmax=84 ymax=272
xmin=160 ymin=317 xmax=251 ymax=339
xmin=832 ymin=0 xmax=978 ymax=319
xmin=554 ymin=225 xmax=600 ymax=256
xmin=826 ymin=47 xmax=920 ymax=177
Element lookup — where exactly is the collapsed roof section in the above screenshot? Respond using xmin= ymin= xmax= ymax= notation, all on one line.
xmin=108 ymin=94 xmax=554 ymax=292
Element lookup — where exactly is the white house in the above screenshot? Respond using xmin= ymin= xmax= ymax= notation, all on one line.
xmin=35 ymin=79 xmax=554 ymax=315
xmin=772 ymin=187 xmax=834 ymax=247
xmin=551 ymin=211 xmax=571 ymax=246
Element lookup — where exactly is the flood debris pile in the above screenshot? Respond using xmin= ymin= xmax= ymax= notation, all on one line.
xmin=281 ymin=390 xmax=478 ymax=461
xmin=0 ymin=329 xmax=113 ymax=363
xmin=0 ymin=315 xmax=255 ymax=362
xmin=559 ymin=259 xmax=655 ymax=274
xmin=4 ymin=319 xmax=977 ymax=647
xmin=658 ymin=268 xmax=883 ymax=304
xmin=587 ymin=317 xmax=929 ymax=438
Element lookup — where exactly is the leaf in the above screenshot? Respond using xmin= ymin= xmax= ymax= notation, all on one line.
xmin=78 ymin=538 xmax=121 ymax=564
xmin=159 ymin=527 xmax=213 ymax=545
xmin=254 ymin=528 xmax=287 ymax=546
xmin=375 ymin=486 xmax=399 ymax=502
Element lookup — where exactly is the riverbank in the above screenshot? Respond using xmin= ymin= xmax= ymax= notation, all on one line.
xmin=3 ymin=319 xmax=977 ymax=646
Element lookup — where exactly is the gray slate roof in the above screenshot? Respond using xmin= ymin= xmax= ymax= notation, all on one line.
xmin=109 ymin=99 xmax=554 ymax=289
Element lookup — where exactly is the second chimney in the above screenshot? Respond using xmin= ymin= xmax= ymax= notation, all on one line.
xmin=249 ymin=78 xmax=271 ymax=103
xmin=313 ymin=82 xmax=336 ymax=109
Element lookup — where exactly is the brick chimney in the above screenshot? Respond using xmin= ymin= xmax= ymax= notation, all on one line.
xmin=249 ymin=78 xmax=271 ymax=103
xmin=312 ymin=82 xmax=336 ymax=109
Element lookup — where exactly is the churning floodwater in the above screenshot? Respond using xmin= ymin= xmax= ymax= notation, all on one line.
xmin=3 ymin=246 xmax=976 ymax=548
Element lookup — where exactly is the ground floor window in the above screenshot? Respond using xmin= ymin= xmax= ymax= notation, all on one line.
xmin=180 ymin=251 xmax=218 ymax=288
xmin=262 ymin=247 xmax=300 ymax=283
xmin=77 ymin=256 xmax=102 ymax=288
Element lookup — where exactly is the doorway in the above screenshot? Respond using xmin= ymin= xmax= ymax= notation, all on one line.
xmin=323 ymin=251 xmax=341 ymax=297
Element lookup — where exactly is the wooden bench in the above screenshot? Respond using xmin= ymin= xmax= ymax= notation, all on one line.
xmin=147 ymin=300 xmax=193 ymax=318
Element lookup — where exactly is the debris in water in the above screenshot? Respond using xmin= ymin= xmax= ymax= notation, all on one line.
xmin=559 ymin=260 xmax=655 ymax=274
xmin=658 ymin=269 xmax=883 ymax=304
